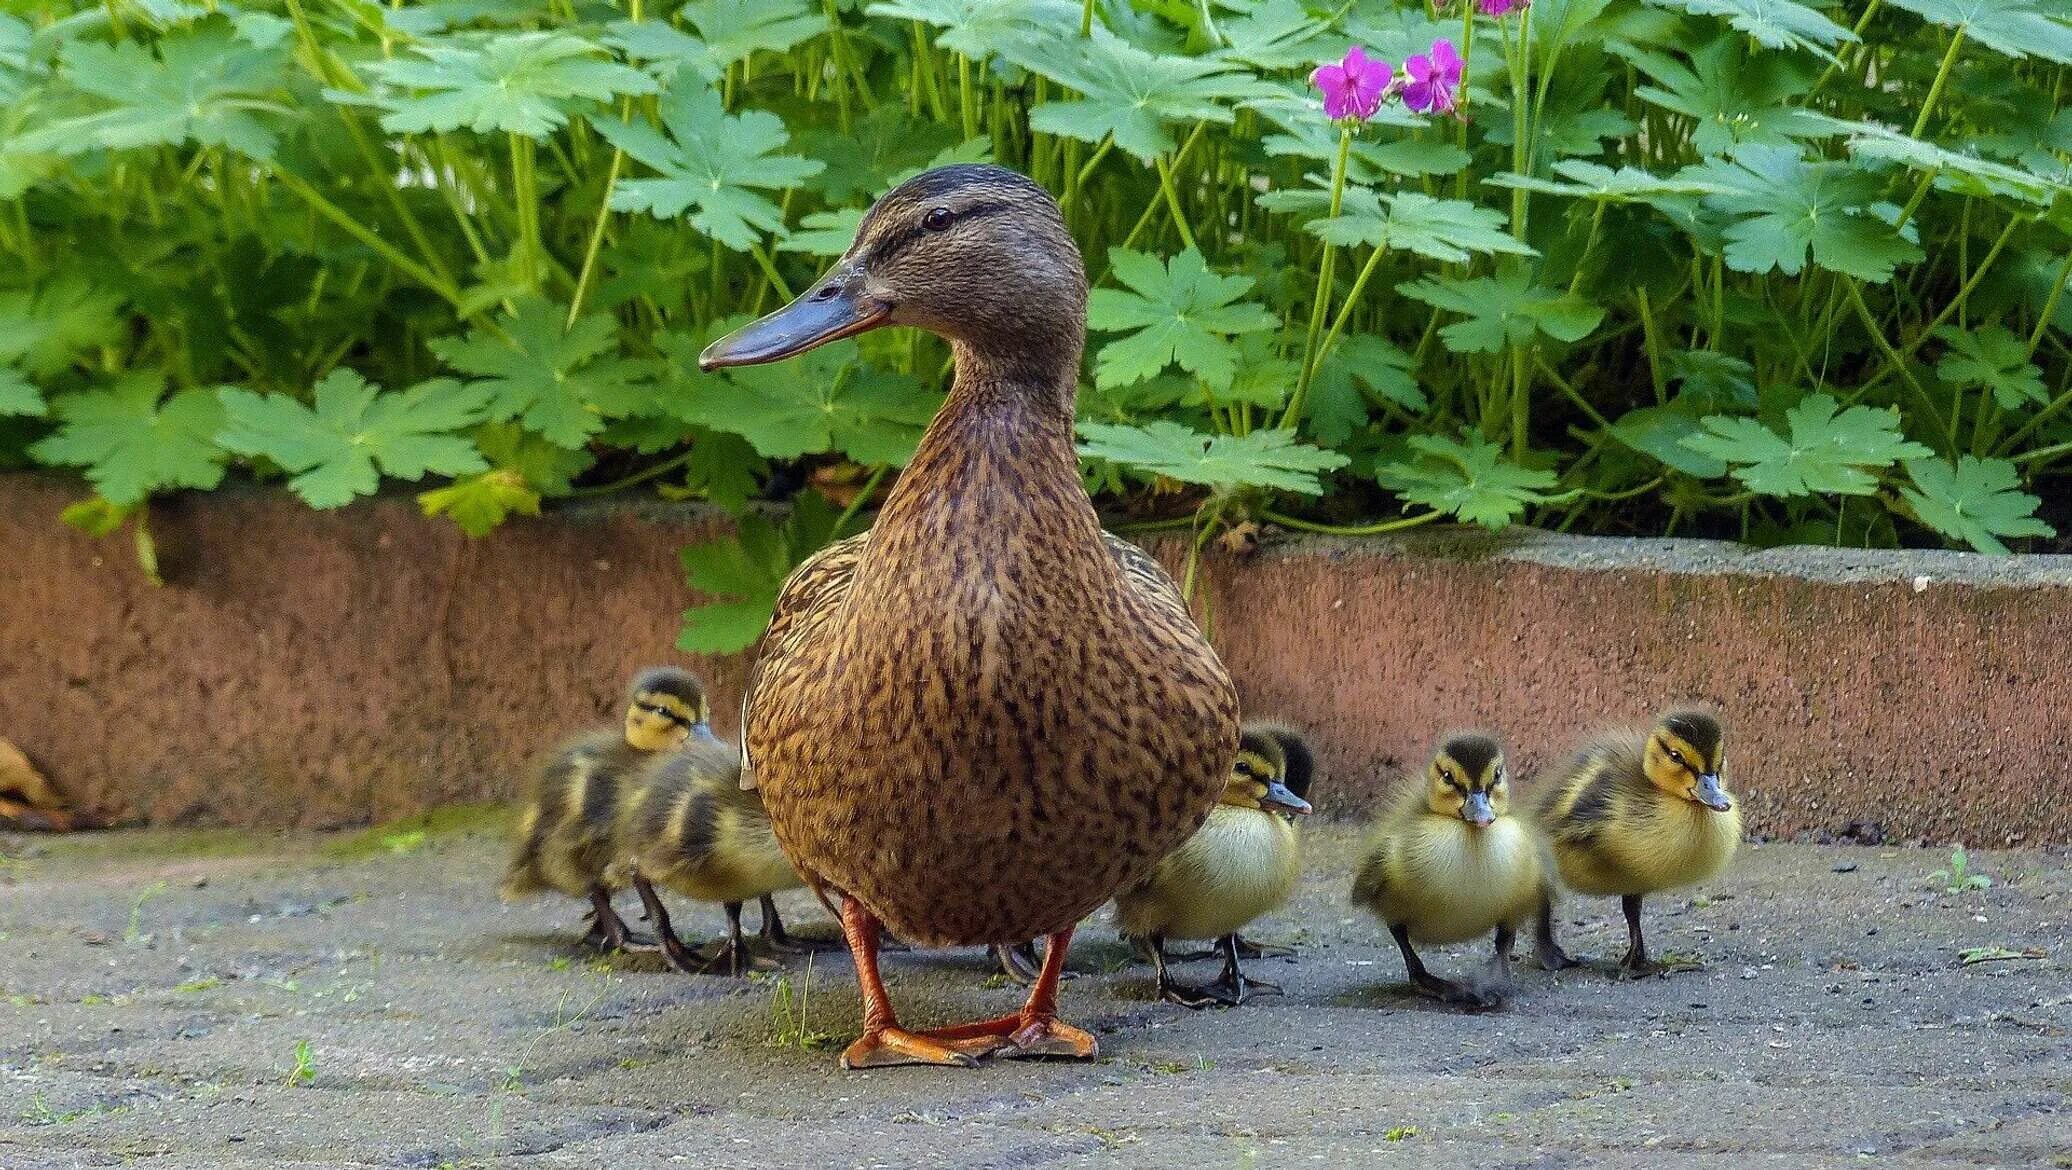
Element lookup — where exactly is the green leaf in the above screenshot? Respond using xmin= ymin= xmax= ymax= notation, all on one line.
xmin=1883 ymin=0 xmax=2072 ymax=63
xmin=1485 ymin=160 xmax=1726 ymax=203
xmin=0 ymin=366 xmax=42 ymax=417
xmin=29 ymin=377 xmax=228 ymax=506
xmin=864 ymin=0 xmax=1079 ymax=61
xmin=1310 ymin=334 xmax=1424 ymax=447
xmin=53 ymin=23 xmax=290 ymax=160
xmin=1934 ymin=325 xmax=2048 ymax=408
xmin=1309 ymin=190 xmax=1537 ymax=264
xmin=1621 ymin=37 xmax=1833 ymax=157
xmin=0 ymin=276 xmax=125 ymax=379
xmin=60 ymin=495 xmax=138 ymax=538
xmin=473 ymin=419 xmax=594 ymax=495
xmin=1611 ymin=404 xmax=1729 ymax=478
xmin=594 ymin=80 xmax=823 ymax=250
xmin=1683 ymin=393 xmax=1935 ymax=497
xmin=1809 ymin=115 xmax=2066 ymax=205
xmin=1086 ymin=248 xmax=1277 ymax=392
xmin=1690 ymin=145 xmax=1923 ymax=282
xmin=678 ymin=491 xmax=851 ymax=654
xmin=1641 ymin=0 xmax=1855 ymax=57
xmin=356 ymin=31 xmax=656 ymax=138
xmin=1397 ymin=272 xmax=1606 ymax=354
xmin=1899 ymin=456 xmax=2054 ymax=554
xmin=1375 ymin=433 xmax=1565 ymax=530
xmin=217 ymin=372 xmax=493 ymax=508
xmin=1075 ymin=420 xmax=1348 ymax=495
xmin=430 ymin=296 xmax=653 ymax=449
xmin=659 ymin=331 xmax=940 ymax=465
xmin=1214 ymin=0 xmax=1335 ymax=69
xmin=776 ymin=208 xmax=865 ymax=257
xmin=1020 ymin=29 xmax=1274 ymax=162
xmin=608 ymin=1 xmax=826 ymax=83
xmin=418 ymin=469 xmax=540 ymax=537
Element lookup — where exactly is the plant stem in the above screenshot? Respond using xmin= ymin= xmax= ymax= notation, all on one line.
xmin=1285 ymin=240 xmax=1388 ymax=431
xmin=1845 ymin=279 xmax=1947 ymax=444
xmin=1810 ymin=0 xmax=1885 ymax=98
xmin=273 ymin=170 xmax=462 ymax=307
xmin=508 ymin=134 xmax=542 ymax=288
xmin=567 ymin=448 xmax=698 ymax=498
xmin=1287 ymin=126 xmax=1353 ymax=430
xmin=1910 ymin=28 xmax=1966 ymax=140
xmin=567 ymin=149 xmax=625 ymax=326
xmin=833 ymin=464 xmax=891 ymax=534
xmin=1260 ymin=508 xmax=1445 ymax=536
xmin=1153 ymin=153 xmax=1198 ymax=251
xmin=958 ymin=53 xmax=979 ymax=143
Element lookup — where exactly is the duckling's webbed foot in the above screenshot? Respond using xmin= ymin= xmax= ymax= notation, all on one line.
xmin=1391 ymin=922 xmax=1500 ymax=1010
xmin=584 ymin=888 xmax=657 ymax=953
xmin=1150 ymin=934 xmax=1247 ymax=1009
xmin=992 ymin=942 xmax=1042 ymax=985
xmin=1612 ymin=894 xmax=1683 ymax=979
xmin=1199 ymin=935 xmax=1281 ymax=1006
xmin=698 ymin=902 xmax=781 ymax=976
xmin=1232 ymin=934 xmax=1295 ymax=959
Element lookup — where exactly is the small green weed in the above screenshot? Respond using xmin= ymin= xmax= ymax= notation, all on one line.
xmin=765 ymin=956 xmax=836 ymax=1051
xmin=173 ymin=977 xmax=222 ymax=994
xmin=1384 ymin=1126 xmax=1418 ymax=1141
xmin=285 ymin=1040 xmax=316 ymax=1087
xmin=123 ymin=880 xmax=168 ymax=945
xmin=1931 ymin=846 xmax=1993 ymax=893
xmin=381 ymin=829 xmax=429 ymax=855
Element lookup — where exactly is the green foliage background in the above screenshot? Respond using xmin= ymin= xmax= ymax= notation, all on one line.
xmin=2 ymin=0 xmax=2069 ymax=641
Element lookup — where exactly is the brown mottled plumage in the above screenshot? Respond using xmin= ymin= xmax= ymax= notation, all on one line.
xmin=699 ymin=164 xmax=1239 ymax=1068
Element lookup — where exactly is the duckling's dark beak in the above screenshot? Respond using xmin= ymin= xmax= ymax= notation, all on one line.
xmin=1263 ymin=780 xmax=1312 ymax=816
xmin=1461 ymin=790 xmax=1496 ymax=827
xmin=689 ymin=722 xmax=720 ymax=745
xmin=1694 ymin=772 xmax=1731 ymax=812
xmin=697 ymin=271 xmax=889 ymax=370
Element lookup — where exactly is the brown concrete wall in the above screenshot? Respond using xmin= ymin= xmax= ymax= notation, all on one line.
xmin=3 ymin=474 xmax=2068 ymax=843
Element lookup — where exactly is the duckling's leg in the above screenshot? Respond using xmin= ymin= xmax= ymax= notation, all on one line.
xmin=928 ymin=928 xmax=1099 ymax=1061
xmin=1534 ymin=893 xmax=1578 ymax=971
xmin=756 ymin=895 xmax=838 ymax=954
xmin=631 ymin=876 xmax=705 ymax=975
xmin=1616 ymin=893 xmax=1668 ymax=977
xmin=583 ymin=887 xmax=656 ymax=953
xmin=697 ymin=902 xmax=781 ymax=976
xmin=836 ymin=896 xmax=984 ymax=1070
xmin=1199 ymin=933 xmax=1282 ymax=1006
xmin=1486 ymin=924 xmax=1516 ymax=994
xmin=1390 ymin=923 xmax=1498 ymax=1009
xmin=1150 ymin=933 xmax=1231 ymax=1010
xmin=991 ymin=941 xmax=1042 ymax=985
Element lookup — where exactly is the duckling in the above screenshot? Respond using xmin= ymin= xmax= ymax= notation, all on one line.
xmin=609 ymin=740 xmax=820 ymax=977
xmin=1114 ymin=725 xmax=1314 ymax=1008
xmin=1532 ymin=710 xmax=1739 ymax=977
xmin=1351 ymin=734 xmax=1539 ymax=1008
xmin=500 ymin=667 xmax=713 ymax=951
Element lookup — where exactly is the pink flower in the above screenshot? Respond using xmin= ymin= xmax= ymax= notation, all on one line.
xmin=1479 ymin=0 xmax=1528 ymax=16
xmin=1309 ymin=45 xmax=1393 ymax=123
xmin=1401 ymin=38 xmax=1464 ymax=117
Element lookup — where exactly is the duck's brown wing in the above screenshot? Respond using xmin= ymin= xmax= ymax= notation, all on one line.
xmin=1101 ymin=532 xmax=1191 ymax=625
xmin=739 ymin=531 xmax=870 ymax=789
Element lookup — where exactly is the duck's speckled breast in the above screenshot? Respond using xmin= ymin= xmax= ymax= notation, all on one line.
xmin=744 ymin=392 xmax=1238 ymax=946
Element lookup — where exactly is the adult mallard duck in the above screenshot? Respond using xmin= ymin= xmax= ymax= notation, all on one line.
xmin=698 ymin=165 xmax=1239 ymax=1069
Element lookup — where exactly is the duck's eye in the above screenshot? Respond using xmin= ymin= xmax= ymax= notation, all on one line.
xmin=922 ymin=206 xmax=955 ymax=231
xmin=811 ymin=283 xmax=839 ymax=301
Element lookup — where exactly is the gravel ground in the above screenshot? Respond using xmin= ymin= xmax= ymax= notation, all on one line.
xmin=0 ymin=816 xmax=2066 ymax=1169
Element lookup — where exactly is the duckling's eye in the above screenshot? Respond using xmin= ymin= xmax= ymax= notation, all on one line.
xmin=1234 ymin=760 xmax=1255 ymax=777
xmin=922 ymin=206 xmax=955 ymax=231
xmin=1667 ymin=749 xmax=1687 ymax=767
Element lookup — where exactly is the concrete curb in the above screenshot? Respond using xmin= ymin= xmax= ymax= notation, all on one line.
xmin=3 ymin=475 xmax=2066 ymax=842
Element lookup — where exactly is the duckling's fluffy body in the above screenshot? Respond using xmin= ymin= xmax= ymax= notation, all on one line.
xmin=1116 ymin=806 xmax=1300 ymax=942
xmin=1352 ymin=793 xmax=1542 ymax=944
xmin=501 ymin=732 xmax=645 ymax=902
xmin=1537 ymin=739 xmax=1741 ymax=897
xmin=612 ymin=741 xmax=801 ymax=905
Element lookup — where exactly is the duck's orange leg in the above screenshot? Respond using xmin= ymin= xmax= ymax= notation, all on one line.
xmin=926 ymin=927 xmax=1099 ymax=1061
xmin=837 ymin=897 xmax=983 ymax=1070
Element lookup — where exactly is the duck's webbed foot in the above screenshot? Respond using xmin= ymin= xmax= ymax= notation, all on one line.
xmin=929 ymin=929 xmax=1098 ymax=1061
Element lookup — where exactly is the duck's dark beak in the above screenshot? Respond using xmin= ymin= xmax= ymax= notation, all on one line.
xmin=698 ymin=273 xmax=889 ymax=370
xmin=1694 ymin=772 xmax=1731 ymax=812
xmin=1263 ymin=780 xmax=1312 ymax=816
xmin=1461 ymin=790 xmax=1496 ymax=827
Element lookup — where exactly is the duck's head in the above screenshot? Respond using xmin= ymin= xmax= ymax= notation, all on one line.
xmin=699 ymin=164 xmax=1086 ymax=374
xmin=1222 ymin=727 xmax=1313 ymax=816
xmin=1424 ymin=734 xmax=1509 ymax=828
xmin=622 ymin=666 xmax=715 ymax=752
xmin=1644 ymin=710 xmax=1730 ymax=812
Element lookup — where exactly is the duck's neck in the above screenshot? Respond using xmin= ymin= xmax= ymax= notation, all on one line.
xmin=870 ymin=335 xmax=1098 ymax=559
